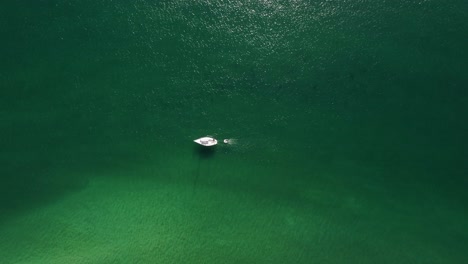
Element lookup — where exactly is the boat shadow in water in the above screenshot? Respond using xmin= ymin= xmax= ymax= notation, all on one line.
xmin=192 ymin=145 xmax=215 ymax=190
xmin=193 ymin=145 xmax=216 ymax=159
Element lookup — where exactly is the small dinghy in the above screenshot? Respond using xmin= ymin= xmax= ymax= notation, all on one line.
xmin=194 ymin=136 xmax=217 ymax=146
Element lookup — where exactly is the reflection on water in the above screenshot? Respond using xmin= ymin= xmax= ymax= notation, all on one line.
xmin=193 ymin=144 xmax=216 ymax=159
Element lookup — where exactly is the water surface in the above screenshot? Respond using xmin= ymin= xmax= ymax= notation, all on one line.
xmin=1 ymin=0 xmax=467 ymax=263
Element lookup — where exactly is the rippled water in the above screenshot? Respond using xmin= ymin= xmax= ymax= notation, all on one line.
xmin=1 ymin=0 xmax=467 ymax=263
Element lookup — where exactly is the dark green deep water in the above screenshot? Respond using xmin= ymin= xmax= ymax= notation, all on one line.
xmin=1 ymin=0 xmax=467 ymax=263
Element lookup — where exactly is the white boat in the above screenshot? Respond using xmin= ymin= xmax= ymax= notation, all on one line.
xmin=194 ymin=136 xmax=217 ymax=146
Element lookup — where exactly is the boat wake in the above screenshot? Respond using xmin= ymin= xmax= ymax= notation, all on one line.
xmin=223 ymin=138 xmax=237 ymax=145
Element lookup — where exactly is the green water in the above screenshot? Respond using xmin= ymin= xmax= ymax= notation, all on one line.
xmin=1 ymin=0 xmax=467 ymax=263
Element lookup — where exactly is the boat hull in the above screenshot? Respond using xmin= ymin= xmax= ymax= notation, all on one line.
xmin=194 ymin=137 xmax=217 ymax=146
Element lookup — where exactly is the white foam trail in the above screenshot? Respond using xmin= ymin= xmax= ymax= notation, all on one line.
xmin=223 ymin=138 xmax=237 ymax=145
